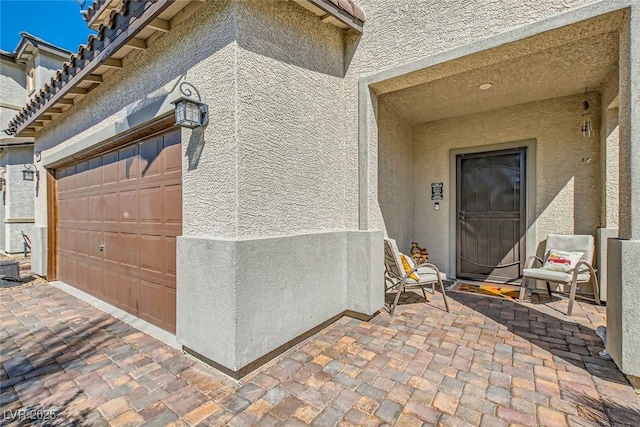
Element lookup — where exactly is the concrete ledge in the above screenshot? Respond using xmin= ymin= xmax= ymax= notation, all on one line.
xmin=51 ymin=280 xmax=180 ymax=349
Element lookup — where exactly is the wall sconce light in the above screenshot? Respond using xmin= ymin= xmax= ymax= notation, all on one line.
xmin=171 ymin=82 xmax=208 ymax=129
xmin=22 ymin=163 xmax=39 ymax=181
xmin=35 ymin=151 xmax=41 ymax=162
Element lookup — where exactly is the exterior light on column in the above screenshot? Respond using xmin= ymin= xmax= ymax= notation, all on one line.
xmin=171 ymin=82 xmax=208 ymax=129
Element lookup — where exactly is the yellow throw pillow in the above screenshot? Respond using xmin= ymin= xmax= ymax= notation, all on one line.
xmin=401 ymin=254 xmax=420 ymax=281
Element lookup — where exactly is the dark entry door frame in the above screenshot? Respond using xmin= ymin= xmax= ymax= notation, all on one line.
xmin=448 ymin=139 xmax=538 ymax=280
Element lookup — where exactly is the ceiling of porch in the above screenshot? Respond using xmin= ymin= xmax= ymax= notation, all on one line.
xmin=380 ymin=12 xmax=623 ymax=126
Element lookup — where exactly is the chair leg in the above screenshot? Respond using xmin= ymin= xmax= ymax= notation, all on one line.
xmin=519 ymin=279 xmax=528 ymax=302
xmin=592 ymin=275 xmax=601 ymax=306
xmin=390 ymin=285 xmax=403 ymax=316
xmin=567 ymin=279 xmax=578 ymax=316
xmin=438 ymin=279 xmax=451 ymax=313
xmin=421 ymin=286 xmax=428 ymax=301
xmin=546 ymin=281 xmax=552 ymax=297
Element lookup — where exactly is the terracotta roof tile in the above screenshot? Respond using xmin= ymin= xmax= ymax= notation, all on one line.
xmin=329 ymin=0 xmax=366 ymax=21
xmin=6 ymin=0 xmax=148 ymax=135
xmin=81 ymin=0 xmax=124 ymax=25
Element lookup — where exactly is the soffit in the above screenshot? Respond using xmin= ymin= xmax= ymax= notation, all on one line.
xmin=380 ymin=16 xmax=622 ymax=125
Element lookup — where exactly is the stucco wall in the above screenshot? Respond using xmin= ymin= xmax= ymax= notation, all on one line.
xmin=378 ymin=102 xmax=414 ymax=253
xmin=0 ymin=146 xmax=35 ymax=253
xmin=338 ymin=0 xmax=618 ymax=231
xmin=34 ymin=51 xmax=67 ymax=92
xmin=410 ymin=93 xmax=602 ymax=273
xmin=234 ymin=0 xmax=345 ymax=237
xmin=600 ymin=67 xmax=620 ymax=228
xmin=0 ymin=59 xmax=26 ymax=129
xmin=33 ymin=0 xmax=238 ymax=238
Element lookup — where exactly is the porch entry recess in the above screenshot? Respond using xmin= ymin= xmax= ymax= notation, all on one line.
xmin=456 ymin=148 xmax=526 ymax=283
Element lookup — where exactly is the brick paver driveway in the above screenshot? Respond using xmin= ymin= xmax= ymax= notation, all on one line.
xmin=1 ymin=282 xmax=639 ymax=426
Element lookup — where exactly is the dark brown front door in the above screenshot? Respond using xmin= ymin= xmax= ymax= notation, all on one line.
xmin=56 ymin=129 xmax=181 ymax=332
xmin=456 ymin=148 xmax=526 ymax=283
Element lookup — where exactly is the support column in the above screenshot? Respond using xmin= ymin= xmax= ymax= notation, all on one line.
xmin=607 ymin=9 xmax=640 ymax=382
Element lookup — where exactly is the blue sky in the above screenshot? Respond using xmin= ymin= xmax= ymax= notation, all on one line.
xmin=0 ymin=0 xmax=95 ymax=53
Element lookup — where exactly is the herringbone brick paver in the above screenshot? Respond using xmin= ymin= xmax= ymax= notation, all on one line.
xmin=1 ymin=282 xmax=639 ymax=426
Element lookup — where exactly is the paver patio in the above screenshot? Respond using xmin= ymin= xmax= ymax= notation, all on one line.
xmin=1 ymin=282 xmax=639 ymax=426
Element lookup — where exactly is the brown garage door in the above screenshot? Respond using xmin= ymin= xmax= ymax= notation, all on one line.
xmin=56 ymin=129 xmax=181 ymax=333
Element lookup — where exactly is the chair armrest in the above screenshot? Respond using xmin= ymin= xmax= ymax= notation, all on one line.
xmin=573 ymin=260 xmax=597 ymax=279
xmin=415 ymin=262 xmax=445 ymax=279
xmin=524 ymin=255 xmax=544 ymax=269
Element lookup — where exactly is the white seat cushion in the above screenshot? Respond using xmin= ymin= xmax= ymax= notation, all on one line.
xmin=404 ymin=266 xmax=446 ymax=284
xmin=523 ymin=268 xmax=590 ymax=283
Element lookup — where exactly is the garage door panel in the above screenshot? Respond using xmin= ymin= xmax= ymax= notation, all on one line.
xmin=89 ymin=158 xmax=102 ymax=187
xmin=90 ymin=266 xmax=104 ymax=297
xmin=140 ymin=137 xmax=162 ymax=178
xmin=119 ymin=145 xmax=140 ymax=182
xmin=118 ymin=275 xmax=141 ymax=314
xmin=102 ymin=152 xmax=118 ymax=184
xmin=76 ymin=162 xmax=89 ymax=190
xmin=102 ymin=270 xmax=120 ymax=306
xmin=89 ymin=195 xmax=104 ymax=222
xmin=165 ymin=237 xmax=176 ymax=279
xmin=165 ymin=185 xmax=182 ymax=224
xmin=104 ymin=193 xmax=119 ymax=222
xmin=77 ymin=230 xmax=89 ymax=256
xmin=166 ymin=289 xmax=176 ymax=331
xmin=140 ymin=280 xmax=165 ymax=327
xmin=76 ymin=261 xmax=90 ymax=291
xmin=140 ymin=235 xmax=163 ymax=273
xmin=103 ymin=232 xmax=119 ymax=264
xmin=121 ymin=233 xmax=140 ymax=268
xmin=77 ymin=196 xmax=89 ymax=222
xmin=120 ymin=190 xmax=138 ymax=222
xmin=140 ymin=187 xmax=162 ymax=223
xmin=89 ymin=231 xmax=104 ymax=259
xmin=164 ymin=141 xmax=181 ymax=174
xmin=56 ymin=129 xmax=181 ymax=333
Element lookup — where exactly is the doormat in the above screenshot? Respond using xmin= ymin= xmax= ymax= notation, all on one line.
xmin=450 ymin=282 xmax=521 ymax=301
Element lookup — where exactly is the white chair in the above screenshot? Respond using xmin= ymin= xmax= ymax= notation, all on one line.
xmin=384 ymin=238 xmax=450 ymax=315
xmin=519 ymin=234 xmax=600 ymax=316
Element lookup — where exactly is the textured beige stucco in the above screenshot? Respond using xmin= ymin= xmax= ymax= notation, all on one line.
xmin=600 ymin=67 xmax=620 ymax=228
xmin=20 ymin=0 xmax=639 ymax=375
xmin=234 ymin=0 xmax=346 ymax=237
xmin=409 ymin=93 xmax=602 ymax=273
xmin=339 ymin=0 xmax=618 ymax=231
xmin=33 ymin=1 xmax=238 ymax=238
xmin=0 ymin=60 xmax=26 ymax=129
xmin=378 ymin=102 xmax=414 ymax=253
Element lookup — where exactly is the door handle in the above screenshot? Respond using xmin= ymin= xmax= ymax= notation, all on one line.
xmin=99 ymin=244 xmax=104 ymax=252
xmin=458 ymin=210 xmax=466 ymax=220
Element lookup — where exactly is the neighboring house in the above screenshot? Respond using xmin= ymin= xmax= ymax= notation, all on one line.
xmin=5 ymin=0 xmax=640 ymax=382
xmin=0 ymin=33 xmax=71 ymax=254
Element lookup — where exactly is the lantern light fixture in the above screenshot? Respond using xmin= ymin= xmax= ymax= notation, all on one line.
xmin=22 ymin=163 xmax=39 ymax=181
xmin=171 ymin=82 xmax=208 ymax=129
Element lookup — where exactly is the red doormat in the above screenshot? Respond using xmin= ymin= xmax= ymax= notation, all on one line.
xmin=450 ymin=282 xmax=521 ymax=301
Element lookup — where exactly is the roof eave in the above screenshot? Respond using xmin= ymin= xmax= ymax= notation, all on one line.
xmin=305 ymin=0 xmax=365 ymax=32
xmin=14 ymin=2 xmax=171 ymax=135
